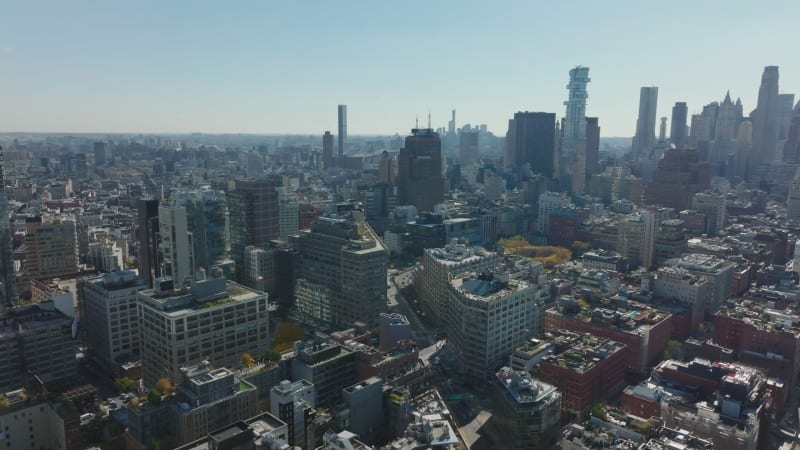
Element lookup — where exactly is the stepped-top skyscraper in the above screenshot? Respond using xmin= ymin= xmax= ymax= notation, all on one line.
xmin=0 ymin=146 xmax=17 ymax=310
xmin=397 ymin=127 xmax=444 ymax=212
xmin=632 ymin=86 xmax=659 ymax=154
xmin=751 ymin=66 xmax=780 ymax=169
xmin=562 ymin=66 xmax=591 ymax=193
xmin=337 ymin=105 xmax=347 ymax=157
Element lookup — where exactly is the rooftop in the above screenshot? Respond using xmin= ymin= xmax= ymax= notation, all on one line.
xmin=496 ymin=367 xmax=559 ymax=406
xmin=541 ymin=330 xmax=626 ymax=374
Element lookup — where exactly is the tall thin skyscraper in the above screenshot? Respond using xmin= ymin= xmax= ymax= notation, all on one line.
xmin=562 ymin=66 xmax=591 ymax=193
xmin=585 ymin=117 xmax=600 ymax=176
xmin=670 ymin=102 xmax=688 ymax=147
xmin=137 ymin=199 xmax=160 ymax=289
xmin=632 ymin=87 xmax=659 ymax=154
xmin=0 ymin=147 xmax=17 ymax=310
xmin=751 ymin=66 xmax=780 ymax=169
xmin=397 ymin=128 xmax=444 ymax=212
xmin=322 ymin=131 xmax=334 ymax=169
xmin=337 ymin=105 xmax=347 ymax=157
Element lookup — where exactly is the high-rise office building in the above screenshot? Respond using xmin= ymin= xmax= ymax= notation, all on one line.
xmin=227 ymin=178 xmax=280 ymax=283
xmin=137 ymin=199 xmax=160 ymax=289
xmin=562 ymin=66 xmax=591 ymax=193
xmin=0 ymin=147 xmax=17 ymax=310
xmin=670 ymin=102 xmax=688 ymax=147
xmin=585 ymin=117 xmax=600 ymax=176
xmin=787 ymin=169 xmax=800 ymax=222
xmin=459 ymin=131 xmax=479 ymax=166
xmin=277 ymin=187 xmax=299 ymax=241
xmin=294 ymin=217 xmax=387 ymax=327
xmin=632 ymin=86 xmax=659 ymax=154
xmin=715 ymin=92 xmax=741 ymax=142
xmin=659 ymin=117 xmax=668 ymax=142
xmin=94 ymin=142 xmax=107 ymax=166
xmin=751 ymin=66 xmax=780 ymax=170
xmin=322 ymin=131 xmax=334 ymax=169
xmin=158 ymin=203 xmax=194 ymax=289
xmin=397 ymin=128 xmax=444 ymax=212
xmin=81 ymin=270 xmax=145 ymax=374
xmin=136 ymin=274 xmax=269 ymax=386
xmin=784 ymin=101 xmax=800 ymax=162
xmin=644 ymin=148 xmax=711 ymax=211
xmin=337 ymin=105 xmax=347 ymax=157
xmin=171 ymin=188 xmax=227 ymax=271
xmin=505 ymin=112 xmax=557 ymax=178
xmin=24 ymin=217 xmax=79 ymax=282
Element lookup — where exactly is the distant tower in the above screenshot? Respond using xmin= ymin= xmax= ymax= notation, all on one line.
xmin=322 ymin=131 xmax=334 ymax=169
xmin=751 ymin=66 xmax=780 ymax=171
xmin=585 ymin=117 xmax=600 ymax=176
xmin=632 ymin=87 xmax=659 ymax=154
xmin=337 ymin=105 xmax=347 ymax=157
xmin=0 ymin=146 xmax=17 ymax=310
xmin=448 ymin=110 xmax=456 ymax=137
xmin=397 ymin=128 xmax=444 ymax=212
xmin=94 ymin=142 xmax=107 ymax=166
xmin=562 ymin=66 xmax=591 ymax=193
xmin=670 ymin=102 xmax=688 ymax=147
xmin=788 ymin=169 xmax=800 ymax=223
xmin=659 ymin=117 xmax=668 ymax=143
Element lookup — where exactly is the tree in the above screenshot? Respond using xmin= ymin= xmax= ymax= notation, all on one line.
xmin=241 ymin=353 xmax=255 ymax=368
xmin=265 ymin=349 xmax=282 ymax=363
xmin=154 ymin=378 xmax=174 ymax=396
xmin=0 ymin=395 xmax=8 ymax=408
xmin=115 ymin=377 xmax=134 ymax=392
xmin=590 ymin=403 xmax=607 ymax=420
xmin=147 ymin=389 xmax=162 ymax=405
xmin=664 ymin=340 xmax=682 ymax=360
xmin=274 ymin=322 xmax=305 ymax=347
xmin=148 ymin=439 xmax=162 ymax=450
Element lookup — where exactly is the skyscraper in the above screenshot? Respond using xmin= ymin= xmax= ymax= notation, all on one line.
xmin=751 ymin=66 xmax=780 ymax=170
xmin=670 ymin=102 xmax=688 ymax=147
xmin=172 ymin=188 xmax=227 ymax=271
xmin=562 ymin=66 xmax=591 ymax=193
xmin=397 ymin=127 xmax=444 ymax=212
xmin=158 ymin=203 xmax=194 ymax=289
xmin=505 ymin=112 xmax=557 ymax=178
xmin=715 ymin=92 xmax=739 ymax=142
xmin=137 ymin=199 xmax=160 ymax=288
xmin=459 ymin=131 xmax=479 ymax=165
xmin=585 ymin=117 xmax=600 ymax=176
xmin=659 ymin=117 xmax=667 ymax=143
xmin=0 ymin=147 xmax=17 ymax=310
xmin=94 ymin=142 xmax=107 ymax=166
xmin=632 ymin=87 xmax=659 ymax=154
xmin=322 ymin=131 xmax=334 ymax=169
xmin=227 ymin=178 xmax=280 ymax=283
xmin=337 ymin=105 xmax=347 ymax=157
xmin=294 ymin=217 xmax=387 ymax=326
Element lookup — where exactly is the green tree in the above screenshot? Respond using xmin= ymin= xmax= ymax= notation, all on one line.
xmin=664 ymin=340 xmax=682 ymax=360
xmin=147 ymin=389 xmax=162 ymax=405
xmin=115 ymin=377 xmax=134 ymax=392
xmin=265 ymin=349 xmax=282 ymax=363
xmin=148 ymin=439 xmax=161 ymax=450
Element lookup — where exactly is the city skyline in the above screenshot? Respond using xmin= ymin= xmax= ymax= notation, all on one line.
xmin=1 ymin=1 xmax=798 ymax=137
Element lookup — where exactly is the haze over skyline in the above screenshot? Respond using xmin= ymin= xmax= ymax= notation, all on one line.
xmin=1 ymin=0 xmax=797 ymax=137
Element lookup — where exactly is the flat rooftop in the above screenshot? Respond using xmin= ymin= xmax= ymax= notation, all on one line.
xmin=496 ymin=367 xmax=559 ymax=405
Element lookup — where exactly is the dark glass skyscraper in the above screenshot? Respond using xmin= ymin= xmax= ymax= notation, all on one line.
xmin=0 ymin=146 xmax=17 ymax=310
xmin=322 ymin=131 xmax=334 ymax=169
xmin=136 ymin=199 xmax=160 ymax=288
xmin=505 ymin=112 xmax=557 ymax=178
xmin=669 ymin=102 xmax=689 ymax=148
xmin=632 ymin=86 xmax=659 ymax=154
xmin=585 ymin=117 xmax=600 ymax=176
xmin=397 ymin=128 xmax=444 ymax=212
xmin=227 ymin=178 xmax=280 ymax=283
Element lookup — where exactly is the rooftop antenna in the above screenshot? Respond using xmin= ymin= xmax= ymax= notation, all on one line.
xmin=428 ymin=110 xmax=431 ymax=129
xmin=415 ymin=116 xmax=419 ymax=129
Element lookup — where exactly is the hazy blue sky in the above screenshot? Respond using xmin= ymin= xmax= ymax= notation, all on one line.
xmin=1 ymin=1 xmax=797 ymax=137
